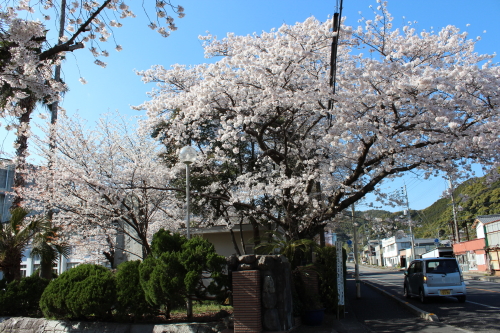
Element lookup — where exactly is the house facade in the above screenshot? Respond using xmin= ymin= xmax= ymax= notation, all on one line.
xmin=0 ymin=159 xmax=14 ymax=222
xmin=381 ymin=236 xmax=438 ymax=267
xmin=481 ymin=216 xmax=500 ymax=274
xmin=363 ymin=240 xmax=380 ymax=265
xmin=189 ymin=224 xmax=266 ymax=257
xmin=382 ymin=236 xmax=412 ymax=267
xmin=453 ymin=214 xmax=500 ymax=273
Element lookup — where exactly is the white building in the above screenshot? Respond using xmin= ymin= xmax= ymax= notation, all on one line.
xmin=0 ymin=159 xmax=14 ymax=222
xmin=382 ymin=236 xmax=412 ymax=267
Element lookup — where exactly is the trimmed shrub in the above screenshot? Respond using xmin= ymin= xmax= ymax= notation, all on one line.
xmin=139 ymin=229 xmax=229 ymax=318
xmin=140 ymin=248 xmax=188 ymax=318
xmin=39 ymin=264 xmax=116 ymax=320
xmin=0 ymin=275 xmax=49 ymax=316
xmin=315 ymin=245 xmax=346 ymax=312
xmin=115 ymin=260 xmax=158 ymax=320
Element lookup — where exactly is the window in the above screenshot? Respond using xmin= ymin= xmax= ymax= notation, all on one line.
xmin=0 ymin=193 xmax=5 ymax=222
xmin=0 ymin=169 xmax=7 ymax=189
xmin=426 ymin=259 xmax=458 ymax=274
xmin=20 ymin=264 xmax=27 ymax=278
xmin=66 ymin=262 xmax=79 ymax=270
xmin=414 ymin=261 xmax=422 ymax=273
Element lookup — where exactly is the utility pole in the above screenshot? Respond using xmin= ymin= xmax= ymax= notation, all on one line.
xmin=352 ymin=204 xmax=361 ymax=298
xmin=448 ymin=178 xmax=460 ymax=243
xmin=403 ymin=185 xmax=416 ymax=264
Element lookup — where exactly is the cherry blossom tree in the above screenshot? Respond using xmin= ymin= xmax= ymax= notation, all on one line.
xmin=136 ymin=2 xmax=500 ymax=240
xmin=23 ymin=113 xmax=183 ymax=262
xmin=0 ymin=0 xmax=184 ymax=207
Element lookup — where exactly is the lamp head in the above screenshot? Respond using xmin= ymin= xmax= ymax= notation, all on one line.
xmin=179 ymin=146 xmax=197 ymax=164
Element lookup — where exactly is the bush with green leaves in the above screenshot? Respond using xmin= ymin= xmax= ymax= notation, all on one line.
xmin=115 ymin=260 xmax=158 ymax=320
xmin=39 ymin=264 xmax=116 ymax=320
xmin=139 ymin=229 xmax=228 ymax=318
xmin=315 ymin=245 xmax=346 ymax=312
xmin=255 ymin=231 xmax=317 ymax=269
xmin=0 ymin=275 xmax=49 ymax=316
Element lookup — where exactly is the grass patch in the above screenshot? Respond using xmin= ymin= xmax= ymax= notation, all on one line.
xmin=170 ymin=301 xmax=233 ymax=315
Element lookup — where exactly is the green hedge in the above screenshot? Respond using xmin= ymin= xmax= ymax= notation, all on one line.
xmin=39 ymin=264 xmax=116 ymax=320
xmin=0 ymin=275 xmax=49 ymax=317
xmin=115 ymin=260 xmax=158 ymax=320
xmin=315 ymin=245 xmax=346 ymax=312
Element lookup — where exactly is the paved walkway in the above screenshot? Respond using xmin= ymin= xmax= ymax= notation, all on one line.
xmin=462 ymin=270 xmax=500 ymax=283
xmin=286 ymin=265 xmax=500 ymax=333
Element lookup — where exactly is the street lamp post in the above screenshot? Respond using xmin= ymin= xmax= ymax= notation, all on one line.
xmin=179 ymin=146 xmax=197 ymax=239
xmin=179 ymin=145 xmax=197 ymax=319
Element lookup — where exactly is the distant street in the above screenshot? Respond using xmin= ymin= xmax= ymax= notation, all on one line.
xmin=346 ymin=263 xmax=500 ymax=332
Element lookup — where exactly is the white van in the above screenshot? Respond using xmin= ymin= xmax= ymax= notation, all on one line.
xmin=403 ymin=257 xmax=467 ymax=303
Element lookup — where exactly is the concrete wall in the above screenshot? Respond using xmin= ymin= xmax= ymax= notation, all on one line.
xmin=196 ymin=229 xmax=256 ymax=258
xmin=453 ymin=238 xmax=487 ymax=272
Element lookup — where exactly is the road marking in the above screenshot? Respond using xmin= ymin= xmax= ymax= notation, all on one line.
xmin=466 ymin=300 xmax=500 ymax=310
xmin=369 ymin=278 xmax=400 ymax=287
xmin=442 ymin=324 xmax=477 ymax=333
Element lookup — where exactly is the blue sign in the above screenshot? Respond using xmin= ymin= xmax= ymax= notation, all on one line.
xmin=434 ymin=238 xmax=439 ymax=243
xmin=347 ymin=239 xmax=353 ymax=246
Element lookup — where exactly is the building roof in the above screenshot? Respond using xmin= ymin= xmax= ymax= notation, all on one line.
xmin=183 ymin=223 xmax=268 ymax=235
xmin=477 ymin=215 xmax=500 ymax=224
xmin=472 ymin=215 xmax=500 ymax=228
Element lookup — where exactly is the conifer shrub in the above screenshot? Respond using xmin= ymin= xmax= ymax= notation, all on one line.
xmin=39 ymin=264 xmax=116 ymax=320
xmin=139 ymin=229 xmax=229 ymax=318
xmin=115 ymin=260 xmax=158 ymax=320
xmin=0 ymin=275 xmax=49 ymax=316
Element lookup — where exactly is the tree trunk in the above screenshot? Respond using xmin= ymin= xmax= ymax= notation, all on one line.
xmin=2 ymin=251 xmax=23 ymax=282
xmin=240 ymin=219 xmax=247 ymax=255
xmin=229 ymin=228 xmax=242 ymax=256
xmin=39 ymin=260 xmax=54 ymax=280
xmin=11 ymin=96 xmax=37 ymax=209
xmin=249 ymin=216 xmax=261 ymax=246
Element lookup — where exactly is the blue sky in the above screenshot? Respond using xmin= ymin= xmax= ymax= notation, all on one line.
xmin=1 ymin=0 xmax=499 ymax=212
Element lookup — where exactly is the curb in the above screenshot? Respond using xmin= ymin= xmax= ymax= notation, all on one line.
xmin=463 ymin=275 xmax=500 ymax=283
xmin=361 ymin=280 xmax=439 ymax=322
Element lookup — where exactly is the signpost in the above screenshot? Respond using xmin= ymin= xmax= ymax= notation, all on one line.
xmin=336 ymin=240 xmax=345 ymax=318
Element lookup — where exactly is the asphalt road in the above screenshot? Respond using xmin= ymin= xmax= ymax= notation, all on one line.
xmin=349 ymin=263 xmax=500 ymax=333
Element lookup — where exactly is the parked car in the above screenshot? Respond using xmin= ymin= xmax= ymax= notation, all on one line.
xmin=403 ymin=257 xmax=466 ymax=303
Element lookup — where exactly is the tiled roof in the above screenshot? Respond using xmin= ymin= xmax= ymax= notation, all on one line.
xmin=476 ymin=215 xmax=500 ymax=225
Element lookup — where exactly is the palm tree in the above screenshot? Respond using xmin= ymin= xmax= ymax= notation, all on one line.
xmin=254 ymin=231 xmax=317 ymax=269
xmin=0 ymin=208 xmax=40 ymax=282
xmin=0 ymin=207 xmax=69 ymax=282
xmin=30 ymin=221 xmax=70 ymax=280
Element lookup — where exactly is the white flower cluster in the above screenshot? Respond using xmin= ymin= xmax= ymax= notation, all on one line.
xmin=135 ymin=2 xmax=500 ymax=239
xmin=0 ymin=12 xmax=64 ymax=122
xmin=22 ymin=112 xmax=182 ymax=260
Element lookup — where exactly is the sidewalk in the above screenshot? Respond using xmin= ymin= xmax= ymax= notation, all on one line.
xmin=462 ymin=270 xmax=500 ymax=283
xmin=291 ymin=312 xmax=371 ymax=333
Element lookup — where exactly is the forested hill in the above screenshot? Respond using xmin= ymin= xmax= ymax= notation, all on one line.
xmin=414 ymin=172 xmax=500 ymax=239
xmin=335 ymin=172 xmax=500 ymax=242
